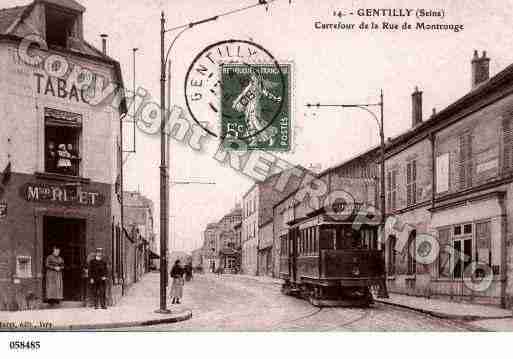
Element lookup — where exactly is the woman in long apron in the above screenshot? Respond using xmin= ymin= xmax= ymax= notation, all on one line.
xmin=169 ymin=260 xmax=184 ymax=304
xmin=45 ymin=246 xmax=64 ymax=305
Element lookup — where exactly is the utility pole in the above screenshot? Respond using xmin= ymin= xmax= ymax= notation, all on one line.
xmin=157 ymin=12 xmax=170 ymax=314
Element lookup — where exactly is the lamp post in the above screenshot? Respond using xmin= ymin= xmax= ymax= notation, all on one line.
xmin=306 ymin=90 xmax=388 ymax=298
xmin=157 ymin=13 xmax=218 ymax=314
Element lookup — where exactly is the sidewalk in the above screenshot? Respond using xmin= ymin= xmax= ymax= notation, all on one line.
xmin=0 ymin=272 xmax=191 ymax=331
xmin=376 ymin=293 xmax=512 ymax=322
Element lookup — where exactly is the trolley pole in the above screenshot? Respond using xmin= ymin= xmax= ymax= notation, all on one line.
xmin=306 ymin=90 xmax=389 ymax=298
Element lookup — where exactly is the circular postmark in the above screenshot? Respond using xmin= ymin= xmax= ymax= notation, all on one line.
xmin=184 ymin=40 xmax=288 ymax=148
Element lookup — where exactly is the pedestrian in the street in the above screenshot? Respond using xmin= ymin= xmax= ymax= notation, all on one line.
xmin=170 ymin=259 xmax=184 ymax=304
xmin=89 ymin=248 xmax=108 ymax=309
xmin=185 ymin=262 xmax=193 ymax=282
xmin=45 ymin=246 xmax=64 ymax=306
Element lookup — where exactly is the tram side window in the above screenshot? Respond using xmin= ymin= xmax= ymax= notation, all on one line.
xmin=319 ymin=227 xmax=335 ymax=250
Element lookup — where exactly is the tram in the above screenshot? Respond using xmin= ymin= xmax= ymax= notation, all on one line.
xmin=279 ymin=207 xmax=386 ymax=307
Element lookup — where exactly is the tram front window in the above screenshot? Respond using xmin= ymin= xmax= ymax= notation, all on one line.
xmin=319 ymin=227 xmax=335 ymax=250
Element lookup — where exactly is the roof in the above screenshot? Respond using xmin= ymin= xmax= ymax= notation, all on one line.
xmin=0 ymin=6 xmax=26 ymax=33
xmin=0 ymin=1 xmax=127 ymax=114
xmin=36 ymin=0 xmax=85 ymax=12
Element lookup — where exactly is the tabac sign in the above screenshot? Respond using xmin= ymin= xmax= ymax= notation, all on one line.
xmin=20 ymin=183 xmax=105 ymax=207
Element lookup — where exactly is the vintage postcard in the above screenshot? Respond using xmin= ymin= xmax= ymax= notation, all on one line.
xmin=0 ymin=0 xmax=512 ymax=357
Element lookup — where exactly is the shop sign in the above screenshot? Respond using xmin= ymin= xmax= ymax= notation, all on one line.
xmin=20 ymin=183 xmax=105 ymax=207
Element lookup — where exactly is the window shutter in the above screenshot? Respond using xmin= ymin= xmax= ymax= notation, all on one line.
xmin=438 ymin=228 xmax=451 ymax=277
xmin=458 ymin=133 xmax=472 ymax=189
xmin=503 ymin=116 xmax=513 ymax=170
xmin=406 ymin=163 xmax=412 ymax=206
xmin=476 ymin=221 xmax=491 ymax=266
xmin=412 ymin=160 xmax=417 ymax=203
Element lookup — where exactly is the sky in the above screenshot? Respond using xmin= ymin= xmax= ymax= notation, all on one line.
xmin=4 ymin=0 xmax=513 ymax=253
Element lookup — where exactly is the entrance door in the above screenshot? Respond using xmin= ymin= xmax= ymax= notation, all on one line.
xmin=43 ymin=216 xmax=86 ymax=301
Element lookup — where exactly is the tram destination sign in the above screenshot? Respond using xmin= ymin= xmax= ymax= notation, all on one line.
xmin=20 ymin=183 xmax=105 ymax=207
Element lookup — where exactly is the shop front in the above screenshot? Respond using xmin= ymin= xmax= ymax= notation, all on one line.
xmin=0 ymin=172 xmax=114 ymax=310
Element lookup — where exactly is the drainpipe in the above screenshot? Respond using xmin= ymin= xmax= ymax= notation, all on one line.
xmin=498 ymin=194 xmax=507 ymax=308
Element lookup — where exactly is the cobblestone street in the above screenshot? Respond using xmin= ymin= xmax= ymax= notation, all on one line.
xmin=126 ymin=273 xmax=477 ymax=331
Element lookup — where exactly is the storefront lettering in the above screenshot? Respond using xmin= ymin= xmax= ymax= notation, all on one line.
xmin=34 ymin=73 xmax=89 ymax=104
xmin=21 ymin=183 xmax=104 ymax=207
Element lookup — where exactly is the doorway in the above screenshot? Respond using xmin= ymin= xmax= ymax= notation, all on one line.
xmin=43 ymin=216 xmax=86 ymax=301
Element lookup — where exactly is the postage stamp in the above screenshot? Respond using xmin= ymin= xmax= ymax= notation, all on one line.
xmin=220 ymin=62 xmax=291 ymax=151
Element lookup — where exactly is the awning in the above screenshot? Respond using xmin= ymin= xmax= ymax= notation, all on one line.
xmin=149 ymin=250 xmax=160 ymax=259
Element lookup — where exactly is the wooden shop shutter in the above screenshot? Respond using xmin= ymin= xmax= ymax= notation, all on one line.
xmin=437 ymin=228 xmax=451 ymax=277
xmin=475 ymin=221 xmax=491 ymax=266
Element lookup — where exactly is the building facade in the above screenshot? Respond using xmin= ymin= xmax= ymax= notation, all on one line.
xmin=198 ymin=205 xmax=243 ymax=273
xmin=242 ymin=166 xmax=305 ymax=276
xmin=383 ymin=51 xmax=513 ymax=307
xmin=123 ymin=191 xmax=156 ymax=280
xmin=0 ymin=0 xmax=127 ymax=310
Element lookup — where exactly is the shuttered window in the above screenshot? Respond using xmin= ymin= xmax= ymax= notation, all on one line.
xmin=387 ymin=169 xmax=398 ymax=211
xmin=406 ymin=160 xmax=417 ymax=206
xmin=503 ymin=116 xmax=513 ymax=171
xmin=458 ymin=132 xmax=473 ymax=189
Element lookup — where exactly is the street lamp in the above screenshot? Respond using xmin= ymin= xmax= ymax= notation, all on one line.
xmin=306 ymin=90 xmax=389 ymax=298
xmin=158 ymin=13 xmax=220 ymax=314
xmin=157 ymin=0 xmax=289 ymax=314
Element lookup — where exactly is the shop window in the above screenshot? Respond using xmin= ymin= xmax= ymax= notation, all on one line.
xmin=44 ymin=108 xmax=82 ymax=176
xmin=16 ymin=256 xmax=32 ymax=278
xmin=45 ymin=6 xmax=78 ymax=48
xmin=454 ymin=225 xmax=462 ymax=236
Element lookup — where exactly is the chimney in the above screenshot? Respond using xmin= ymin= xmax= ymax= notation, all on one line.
xmin=471 ymin=50 xmax=490 ymax=88
xmin=411 ymin=86 xmax=423 ymax=127
xmin=100 ymin=34 xmax=108 ymax=55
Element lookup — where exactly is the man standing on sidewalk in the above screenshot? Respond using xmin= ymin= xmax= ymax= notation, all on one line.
xmin=89 ymin=248 xmax=108 ymax=309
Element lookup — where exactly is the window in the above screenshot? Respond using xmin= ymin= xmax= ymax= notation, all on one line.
xmin=45 ymin=6 xmax=78 ymax=48
xmin=406 ymin=160 xmax=417 ymax=206
xmin=44 ymin=108 xmax=82 ymax=176
xmin=436 ymin=153 xmax=450 ymax=193
xmin=458 ymin=132 xmax=473 ymax=189
xmin=16 ymin=256 xmax=32 ymax=278
xmin=407 ymin=231 xmax=416 ymax=275
xmin=387 ymin=169 xmax=398 ymax=211
xmin=319 ymin=227 xmax=335 ymax=250
xmin=388 ymin=236 xmax=397 ymax=275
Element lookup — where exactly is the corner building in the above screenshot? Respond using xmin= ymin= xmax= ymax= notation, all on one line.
xmin=0 ymin=0 xmax=126 ymax=310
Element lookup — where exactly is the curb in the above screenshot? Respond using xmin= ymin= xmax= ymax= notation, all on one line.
xmin=375 ymin=299 xmax=512 ymax=322
xmin=3 ymin=309 xmax=193 ymax=331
